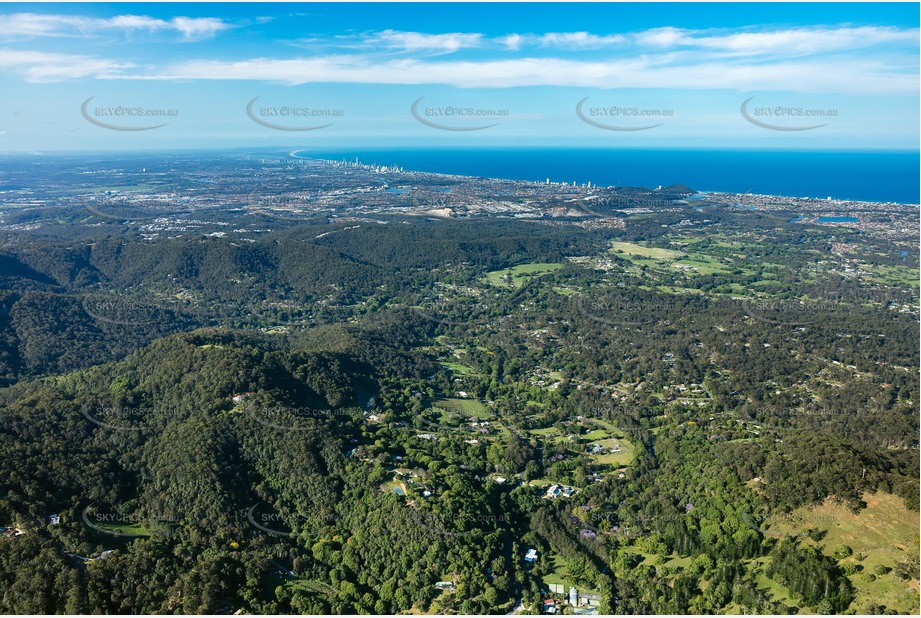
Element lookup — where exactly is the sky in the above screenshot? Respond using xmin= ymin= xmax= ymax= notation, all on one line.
xmin=0 ymin=2 xmax=918 ymax=152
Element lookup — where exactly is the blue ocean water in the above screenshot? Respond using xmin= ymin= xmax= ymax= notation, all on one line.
xmin=306 ymin=148 xmax=920 ymax=204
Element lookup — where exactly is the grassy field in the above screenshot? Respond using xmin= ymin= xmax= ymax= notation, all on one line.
xmin=762 ymin=492 xmax=920 ymax=614
xmin=435 ymin=397 xmax=490 ymax=419
xmin=586 ymin=437 xmax=635 ymax=467
xmin=672 ymin=254 xmax=732 ymax=275
xmin=439 ymin=360 xmax=475 ymax=375
xmin=608 ymin=240 xmax=763 ymax=281
xmin=485 ymin=262 xmax=562 ymax=288
xmin=859 ymin=263 xmax=920 ymax=288
xmin=88 ymin=520 xmax=150 ymax=536
xmin=288 ymin=578 xmax=338 ymax=596
xmin=541 ymin=554 xmax=604 ymax=596
xmin=610 ymin=241 xmax=683 ymax=259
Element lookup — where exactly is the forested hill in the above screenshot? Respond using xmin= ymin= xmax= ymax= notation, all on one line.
xmin=0 ymin=203 xmax=917 ymax=614
xmin=0 ymin=219 xmax=610 ymax=384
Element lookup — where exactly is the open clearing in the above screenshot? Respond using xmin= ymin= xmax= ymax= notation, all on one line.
xmin=485 ymin=262 xmax=562 ymax=288
xmin=434 ymin=397 xmax=490 ymax=420
xmin=762 ymin=492 xmax=920 ymax=614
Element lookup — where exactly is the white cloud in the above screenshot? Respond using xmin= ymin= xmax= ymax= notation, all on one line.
xmin=497 ymin=32 xmax=626 ymax=50
xmin=0 ymin=13 xmax=232 ymax=41
xmin=170 ymin=17 xmax=231 ymax=40
xmin=632 ymin=25 xmax=920 ymax=56
xmin=0 ymin=49 xmax=134 ymax=81
xmin=537 ymin=32 xmax=626 ymax=48
xmin=634 ymin=27 xmax=687 ymax=48
xmin=0 ymin=23 xmax=915 ymax=94
xmin=367 ymin=30 xmax=483 ymax=53
xmin=110 ymin=53 xmax=917 ymax=94
xmin=501 ymin=34 xmax=523 ymax=52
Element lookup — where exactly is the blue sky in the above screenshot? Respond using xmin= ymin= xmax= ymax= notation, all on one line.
xmin=0 ymin=2 xmax=918 ymax=152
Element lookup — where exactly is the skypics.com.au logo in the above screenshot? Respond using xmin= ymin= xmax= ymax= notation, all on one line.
xmin=411 ymin=97 xmax=509 ymax=131
xmin=246 ymin=97 xmax=343 ymax=131
xmin=741 ymin=96 xmax=837 ymax=131
xmin=576 ymin=97 xmax=673 ymax=131
xmin=81 ymin=97 xmax=178 ymax=131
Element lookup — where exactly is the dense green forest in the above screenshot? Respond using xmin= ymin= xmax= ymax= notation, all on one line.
xmin=0 ymin=197 xmax=918 ymax=614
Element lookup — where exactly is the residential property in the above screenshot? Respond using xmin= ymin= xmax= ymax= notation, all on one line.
xmin=569 ymin=587 xmax=578 ymax=606
xmin=434 ymin=581 xmax=454 ymax=590
xmin=544 ymin=484 xmax=576 ymax=499
xmin=48 ymin=514 xmax=61 ymax=525
xmin=581 ymin=593 xmax=603 ymax=607
xmin=524 ymin=548 xmax=538 ymax=562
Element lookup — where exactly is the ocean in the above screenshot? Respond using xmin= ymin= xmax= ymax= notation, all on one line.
xmin=304 ymin=148 xmax=920 ymax=205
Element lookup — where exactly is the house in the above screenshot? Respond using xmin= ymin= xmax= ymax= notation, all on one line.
xmin=545 ymin=485 xmax=561 ymax=499
xmin=464 ymin=439 xmax=479 ymax=445
xmin=48 ymin=514 xmax=61 ymax=526
xmin=543 ymin=599 xmax=557 ymax=613
xmin=494 ymin=476 xmax=506 ymax=484
xmin=416 ymin=433 xmax=437 ymax=441
xmin=434 ymin=581 xmax=454 ymax=590
xmin=569 ymin=587 xmax=579 ymax=606
xmin=231 ymin=392 xmax=252 ymax=403
xmin=457 ymin=391 xmax=468 ymax=398
xmin=561 ymin=486 xmax=574 ymax=498
xmin=582 ymin=593 xmax=603 ymax=607
xmin=524 ymin=548 xmax=538 ymax=562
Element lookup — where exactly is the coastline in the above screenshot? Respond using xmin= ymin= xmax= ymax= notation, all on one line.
xmin=290 ymin=149 xmax=921 ymax=208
